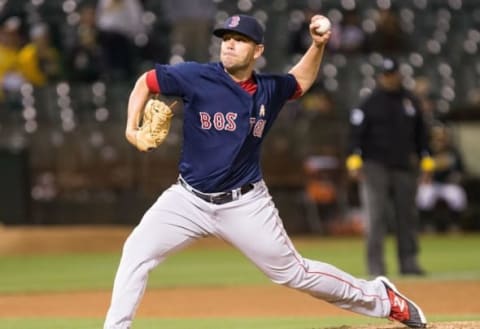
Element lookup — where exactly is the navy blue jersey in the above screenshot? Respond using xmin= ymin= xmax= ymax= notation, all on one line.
xmin=155 ymin=62 xmax=298 ymax=192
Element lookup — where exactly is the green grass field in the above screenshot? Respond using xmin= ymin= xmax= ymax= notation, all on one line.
xmin=1 ymin=233 xmax=479 ymax=329
xmin=4 ymin=315 xmax=480 ymax=329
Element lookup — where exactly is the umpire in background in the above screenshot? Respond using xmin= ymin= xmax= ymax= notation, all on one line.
xmin=346 ymin=57 xmax=435 ymax=277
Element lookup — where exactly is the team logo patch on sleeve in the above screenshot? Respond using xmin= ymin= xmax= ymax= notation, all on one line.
xmin=403 ymin=98 xmax=416 ymax=116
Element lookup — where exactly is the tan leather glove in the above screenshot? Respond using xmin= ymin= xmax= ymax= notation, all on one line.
xmin=134 ymin=99 xmax=175 ymax=152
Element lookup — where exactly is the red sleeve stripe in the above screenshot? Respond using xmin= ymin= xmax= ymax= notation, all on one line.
xmin=146 ymin=69 xmax=160 ymax=93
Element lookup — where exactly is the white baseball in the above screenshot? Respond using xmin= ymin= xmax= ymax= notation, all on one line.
xmin=313 ymin=16 xmax=331 ymax=35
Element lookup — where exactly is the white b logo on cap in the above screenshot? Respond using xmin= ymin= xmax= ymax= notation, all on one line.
xmin=229 ymin=16 xmax=240 ymax=28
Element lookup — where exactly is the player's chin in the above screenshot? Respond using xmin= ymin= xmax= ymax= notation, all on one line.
xmin=221 ymin=54 xmax=235 ymax=65
xmin=222 ymin=60 xmax=240 ymax=72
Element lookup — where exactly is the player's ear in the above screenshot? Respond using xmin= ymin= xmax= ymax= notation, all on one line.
xmin=254 ymin=44 xmax=264 ymax=59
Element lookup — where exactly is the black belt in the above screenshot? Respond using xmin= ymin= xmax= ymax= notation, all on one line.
xmin=178 ymin=177 xmax=254 ymax=205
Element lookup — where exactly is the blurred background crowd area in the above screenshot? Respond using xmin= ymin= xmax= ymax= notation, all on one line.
xmin=1 ymin=0 xmax=480 ymax=233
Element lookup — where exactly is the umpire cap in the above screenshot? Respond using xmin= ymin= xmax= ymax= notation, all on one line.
xmin=213 ymin=14 xmax=264 ymax=44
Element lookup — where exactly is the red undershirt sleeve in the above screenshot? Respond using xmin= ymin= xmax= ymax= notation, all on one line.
xmin=146 ymin=69 xmax=160 ymax=93
xmin=290 ymin=82 xmax=303 ymax=100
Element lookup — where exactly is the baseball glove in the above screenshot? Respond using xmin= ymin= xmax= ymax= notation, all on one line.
xmin=134 ymin=98 xmax=175 ymax=152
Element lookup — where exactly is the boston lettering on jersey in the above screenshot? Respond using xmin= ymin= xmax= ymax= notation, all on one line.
xmin=199 ymin=111 xmax=266 ymax=138
xmin=152 ymin=62 xmax=298 ymax=193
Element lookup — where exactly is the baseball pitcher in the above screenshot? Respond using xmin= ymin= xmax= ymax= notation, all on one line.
xmin=104 ymin=14 xmax=427 ymax=329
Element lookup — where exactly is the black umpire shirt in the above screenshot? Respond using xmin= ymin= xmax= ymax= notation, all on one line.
xmin=348 ymin=87 xmax=430 ymax=170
